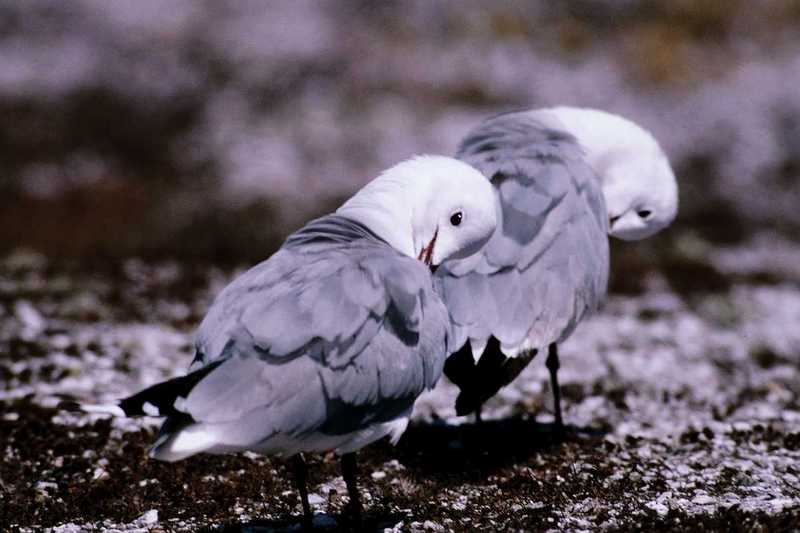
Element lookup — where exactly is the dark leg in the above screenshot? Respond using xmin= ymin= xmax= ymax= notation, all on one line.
xmin=546 ymin=343 xmax=564 ymax=434
xmin=341 ymin=452 xmax=362 ymax=526
xmin=475 ymin=404 xmax=483 ymax=423
xmin=291 ymin=453 xmax=313 ymax=529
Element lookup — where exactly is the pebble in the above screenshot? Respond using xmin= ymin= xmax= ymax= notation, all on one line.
xmin=35 ymin=481 xmax=58 ymax=494
xmin=692 ymin=495 xmax=715 ymax=505
xmin=52 ymin=524 xmax=84 ymax=533
xmin=646 ymin=501 xmax=670 ymax=516
xmin=15 ymin=301 xmax=45 ymax=335
xmin=137 ymin=510 xmax=159 ymax=526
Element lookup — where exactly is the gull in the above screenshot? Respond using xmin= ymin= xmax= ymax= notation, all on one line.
xmin=436 ymin=107 xmax=678 ymax=431
xmin=69 ymin=155 xmax=496 ymax=527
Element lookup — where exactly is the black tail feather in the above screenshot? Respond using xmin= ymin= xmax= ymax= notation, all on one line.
xmin=118 ymin=360 xmax=223 ymax=417
xmin=62 ymin=360 xmax=223 ymax=418
xmin=444 ymin=337 xmax=538 ymax=416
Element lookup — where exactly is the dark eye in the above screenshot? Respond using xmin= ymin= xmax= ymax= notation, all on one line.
xmin=637 ymin=209 xmax=652 ymax=219
xmin=450 ymin=211 xmax=463 ymax=226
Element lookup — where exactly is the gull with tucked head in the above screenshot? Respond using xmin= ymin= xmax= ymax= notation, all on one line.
xmin=66 ymin=155 xmax=496 ymax=528
xmin=541 ymin=106 xmax=678 ymax=241
xmin=338 ymin=155 xmax=498 ymax=270
xmin=435 ymin=107 xmax=678 ymax=432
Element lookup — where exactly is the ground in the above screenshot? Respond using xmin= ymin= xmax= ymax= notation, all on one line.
xmin=2 ymin=240 xmax=800 ymax=532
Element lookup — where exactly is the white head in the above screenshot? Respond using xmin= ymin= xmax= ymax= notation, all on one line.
xmin=337 ymin=155 xmax=497 ymax=270
xmin=540 ymin=106 xmax=678 ymax=241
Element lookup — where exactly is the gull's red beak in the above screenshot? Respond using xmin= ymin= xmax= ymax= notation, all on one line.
xmin=417 ymin=228 xmax=439 ymax=273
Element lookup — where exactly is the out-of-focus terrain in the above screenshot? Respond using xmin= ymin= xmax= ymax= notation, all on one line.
xmin=3 ymin=0 xmax=800 ymax=260
xmin=2 ymin=1 xmax=800 ymax=531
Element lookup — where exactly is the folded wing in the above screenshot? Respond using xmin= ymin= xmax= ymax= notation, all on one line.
xmin=152 ymin=215 xmax=450 ymax=459
xmin=437 ymin=111 xmax=609 ymax=357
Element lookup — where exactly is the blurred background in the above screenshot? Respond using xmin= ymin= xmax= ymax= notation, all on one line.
xmin=2 ymin=0 xmax=799 ymax=271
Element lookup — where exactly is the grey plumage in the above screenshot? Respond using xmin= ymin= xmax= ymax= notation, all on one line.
xmin=64 ymin=154 xmax=499 ymax=527
xmin=436 ymin=111 xmax=609 ymax=414
xmin=127 ymin=214 xmax=450 ymax=459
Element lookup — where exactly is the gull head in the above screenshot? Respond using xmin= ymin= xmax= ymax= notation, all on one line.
xmin=541 ymin=106 xmax=679 ymax=241
xmin=407 ymin=156 xmax=498 ymax=269
xmin=338 ymin=155 xmax=497 ymax=270
xmin=602 ymin=149 xmax=678 ymax=241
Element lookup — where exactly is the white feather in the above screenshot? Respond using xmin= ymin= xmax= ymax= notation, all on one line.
xmin=469 ymin=338 xmax=487 ymax=363
xmin=80 ymin=403 xmax=126 ymax=417
xmin=386 ymin=417 xmax=409 ymax=446
xmin=149 ymin=424 xmax=218 ymax=462
xmin=537 ymin=106 xmax=679 ymax=241
xmin=142 ymin=402 xmax=160 ymax=416
xmin=337 ymin=155 xmax=496 ymax=265
xmin=500 ymin=338 xmax=536 ymax=359
xmin=153 ymin=416 xmax=412 ymax=461
xmin=539 ymin=106 xmax=664 ymax=172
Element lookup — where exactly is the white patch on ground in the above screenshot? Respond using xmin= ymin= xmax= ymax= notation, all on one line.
xmin=4 ymin=251 xmax=800 ymax=529
xmin=414 ymin=281 xmax=800 ymax=519
xmin=417 ymin=283 xmax=800 ymax=434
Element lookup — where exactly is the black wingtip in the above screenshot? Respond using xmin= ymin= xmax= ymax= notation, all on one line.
xmin=454 ymin=394 xmax=480 ymax=417
xmin=443 ymin=342 xmax=476 ymax=388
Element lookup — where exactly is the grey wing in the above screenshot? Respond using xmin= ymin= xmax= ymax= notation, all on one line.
xmin=437 ymin=111 xmax=609 ymax=354
xmin=180 ymin=237 xmax=449 ymax=443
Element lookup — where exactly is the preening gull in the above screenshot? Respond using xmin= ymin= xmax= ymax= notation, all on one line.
xmin=69 ymin=155 xmax=497 ymax=526
xmin=436 ymin=107 xmax=678 ymax=430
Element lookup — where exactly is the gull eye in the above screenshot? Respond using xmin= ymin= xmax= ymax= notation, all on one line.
xmin=450 ymin=211 xmax=463 ymax=227
xmin=637 ymin=209 xmax=652 ymax=219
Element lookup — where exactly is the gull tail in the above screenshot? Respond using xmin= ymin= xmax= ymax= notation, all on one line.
xmin=58 ymin=360 xmax=223 ymax=419
xmin=60 ymin=361 xmax=225 ymax=462
xmin=149 ymin=417 xmax=219 ymax=462
xmin=59 ymin=400 xmax=128 ymax=417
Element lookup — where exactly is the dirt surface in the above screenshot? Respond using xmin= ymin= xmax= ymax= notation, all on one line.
xmin=1 ymin=242 xmax=800 ymax=532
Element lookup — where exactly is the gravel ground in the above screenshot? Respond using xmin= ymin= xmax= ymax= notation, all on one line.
xmin=2 ymin=239 xmax=800 ymax=532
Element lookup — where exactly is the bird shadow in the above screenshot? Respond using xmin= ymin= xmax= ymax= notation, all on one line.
xmin=388 ymin=415 xmax=609 ymax=479
xmin=204 ymin=511 xmax=404 ymax=533
xmin=205 ymin=416 xmax=607 ymax=532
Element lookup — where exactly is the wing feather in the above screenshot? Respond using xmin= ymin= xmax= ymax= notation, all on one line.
xmin=438 ymin=111 xmax=609 ymax=354
xmin=171 ymin=215 xmax=449 ymax=446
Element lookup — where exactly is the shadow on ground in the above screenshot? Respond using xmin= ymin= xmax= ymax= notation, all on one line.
xmin=393 ymin=417 xmax=608 ymax=476
xmin=206 ymin=512 xmax=403 ymax=533
xmin=204 ymin=418 xmax=608 ymax=532
xmin=4 ymin=255 xmax=800 ymax=531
